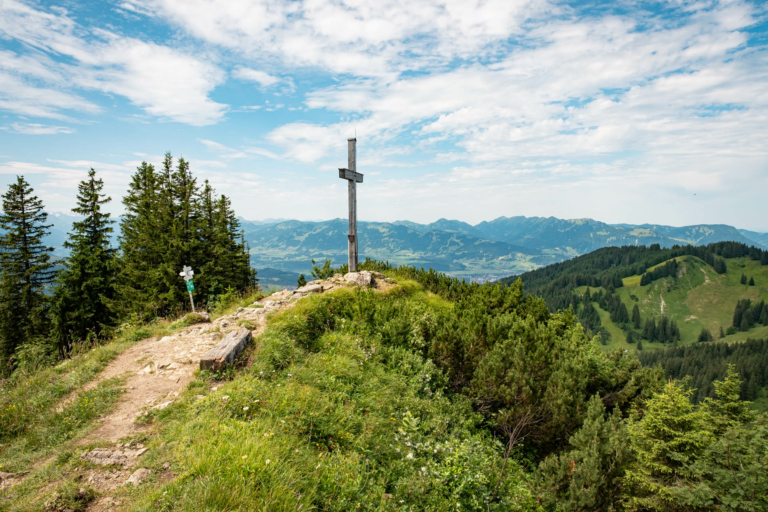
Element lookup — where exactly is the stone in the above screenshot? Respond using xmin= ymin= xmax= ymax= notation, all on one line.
xmin=81 ymin=449 xmax=130 ymax=466
xmin=151 ymin=400 xmax=174 ymax=410
xmin=296 ymin=284 xmax=322 ymax=294
xmin=0 ymin=472 xmax=25 ymax=490
xmin=125 ymin=468 xmax=152 ymax=487
xmin=344 ymin=271 xmax=374 ymax=287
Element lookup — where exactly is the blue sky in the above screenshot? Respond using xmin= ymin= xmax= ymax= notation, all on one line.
xmin=1 ymin=0 xmax=767 ymax=230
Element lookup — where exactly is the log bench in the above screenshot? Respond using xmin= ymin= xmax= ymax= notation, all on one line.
xmin=199 ymin=327 xmax=252 ymax=371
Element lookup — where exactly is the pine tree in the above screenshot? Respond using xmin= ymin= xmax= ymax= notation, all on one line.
xmin=297 ymin=274 xmax=307 ymax=288
xmin=741 ymin=273 xmax=747 ymax=285
xmin=623 ymin=381 xmax=712 ymax=511
xmin=700 ymin=365 xmax=756 ymax=435
xmin=0 ymin=176 xmax=55 ymax=368
xmin=636 ymin=338 xmax=643 ymax=350
xmin=115 ymin=162 xmax=165 ymax=319
xmin=719 ymin=326 xmax=725 ymax=339
xmin=749 ymin=276 xmax=755 ymax=286
xmin=626 ymin=329 xmax=635 ymax=344
xmin=632 ymin=304 xmax=641 ymax=329
xmin=740 ymin=315 xmax=750 ymax=332
xmin=538 ymin=396 xmax=631 ymax=511
xmin=51 ymin=169 xmax=117 ymax=352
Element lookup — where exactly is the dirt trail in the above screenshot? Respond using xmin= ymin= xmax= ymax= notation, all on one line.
xmin=10 ymin=272 xmax=389 ymax=511
xmin=660 ymin=293 xmax=666 ymax=315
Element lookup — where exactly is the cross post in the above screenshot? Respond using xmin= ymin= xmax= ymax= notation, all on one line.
xmin=338 ymin=138 xmax=363 ymax=272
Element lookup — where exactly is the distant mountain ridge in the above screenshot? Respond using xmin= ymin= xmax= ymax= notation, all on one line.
xmin=17 ymin=213 xmax=768 ymax=282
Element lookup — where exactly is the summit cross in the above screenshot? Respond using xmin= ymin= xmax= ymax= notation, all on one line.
xmin=338 ymin=138 xmax=363 ymax=272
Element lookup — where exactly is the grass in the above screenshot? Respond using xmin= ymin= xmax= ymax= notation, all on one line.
xmin=586 ymin=256 xmax=768 ymax=350
xmin=101 ymin=285 xmax=539 ymax=511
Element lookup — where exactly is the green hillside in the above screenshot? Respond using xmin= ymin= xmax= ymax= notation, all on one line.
xmin=599 ymin=255 xmax=768 ymax=351
xmin=510 ymin=241 xmax=768 ymax=351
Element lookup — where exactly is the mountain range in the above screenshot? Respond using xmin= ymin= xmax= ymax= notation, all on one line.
xmin=16 ymin=213 xmax=768 ymax=286
xmin=239 ymin=216 xmax=768 ymax=284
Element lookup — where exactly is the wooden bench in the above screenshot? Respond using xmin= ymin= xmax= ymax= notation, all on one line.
xmin=199 ymin=327 xmax=252 ymax=371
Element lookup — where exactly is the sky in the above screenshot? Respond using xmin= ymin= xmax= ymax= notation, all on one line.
xmin=0 ymin=0 xmax=767 ymax=231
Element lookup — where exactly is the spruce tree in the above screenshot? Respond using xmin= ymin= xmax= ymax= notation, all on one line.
xmin=539 ymin=396 xmax=631 ymax=511
xmin=0 ymin=176 xmax=55 ymax=368
xmin=623 ymin=381 xmax=712 ymax=511
xmin=115 ymin=162 xmax=165 ymax=319
xmin=719 ymin=326 xmax=725 ymax=339
xmin=749 ymin=276 xmax=755 ymax=286
xmin=51 ymin=169 xmax=117 ymax=352
xmin=741 ymin=273 xmax=747 ymax=285
xmin=631 ymin=304 xmax=641 ymax=329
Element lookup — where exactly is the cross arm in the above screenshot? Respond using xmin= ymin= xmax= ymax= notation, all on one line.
xmin=339 ymin=168 xmax=363 ymax=183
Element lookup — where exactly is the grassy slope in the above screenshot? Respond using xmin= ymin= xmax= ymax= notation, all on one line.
xmin=587 ymin=256 xmax=768 ymax=351
xmin=123 ymin=286 xmax=536 ymax=511
xmin=0 ymin=292 xmax=266 ymax=511
xmin=2 ymin=284 xmax=538 ymax=512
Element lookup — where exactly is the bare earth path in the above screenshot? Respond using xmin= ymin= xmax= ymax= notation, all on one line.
xmin=9 ymin=272 xmax=388 ymax=511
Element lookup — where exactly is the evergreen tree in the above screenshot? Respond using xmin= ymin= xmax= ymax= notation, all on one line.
xmin=0 ymin=176 xmax=55 ymax=368
xmin=51 ymin=169 xmax=117 ymax=352
xmin=700 ymin=364 xmax=756 ymax=434
xmin=749 ymin=276 xmax=755 ymax=286
xmin=761 ymin=252 xmax=768 ymax=266
xmin=713 ymin=257 xmax=727 ymax=274
xmin=741 ymin=273 xmax=747 ymax=285
xmin=631 ymin=304 xmax=641 ymax=329
xmin=626 ymin=329 xmax=635 ymax=344
xmin=719 ymin=326 xmax=725 ymax=339
xmin=697 ymin=327 xmax=713 ymax=342
xmin=297 ymin=274 xmax=307 ymax=288
xmin=114 ymin=162 xmax=164 ymax=319
xmin=740 ymin=315 xmax=750 ymax=332
xmin=538 ymin=396 xmax=631 ymax=511
xmin=623 ymin=381 xmax=712 ymax=511
xmin=636 ymin=338 xmax=643 ymax=350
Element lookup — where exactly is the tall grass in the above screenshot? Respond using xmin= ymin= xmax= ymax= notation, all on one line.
xmin=130 ymin=288 xmax=538 ymax=511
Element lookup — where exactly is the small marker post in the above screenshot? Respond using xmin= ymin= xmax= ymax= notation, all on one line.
xmin=179 ymin=265 xmax=196 ymax=312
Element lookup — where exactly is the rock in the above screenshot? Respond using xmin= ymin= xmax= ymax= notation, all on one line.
xmin=150 ymin=400 xmax=174 ymax=411
xmin=162 ymin=462 xmax=171 ymax=470
xmin=344 ymin=271 xmax=374 ymax=287
xmin=220 ymin=320 xmax=231 ymax=329
xmin=125 ymin=468 xmax=152 ymax=487
xmin=0 ymin=471 xmax=25 ymax=490
xmin=296 ymin=284 xmax=322 ymax=294
xmin=81 ymin=448 xmax=131 ymax=466
xmin=134 ymin=447 xmax=149 ymax=457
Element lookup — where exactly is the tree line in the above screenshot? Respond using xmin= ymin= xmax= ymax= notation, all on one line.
xmin=0 ymin=154 xmax=255 ymax=374
xmin=638 ymin=337 xmax=768 ymax=403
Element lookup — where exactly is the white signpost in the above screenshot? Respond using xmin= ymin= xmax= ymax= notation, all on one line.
xmin=338 ymin=138 xmax=363 ymax=272
xmin=179 ymin=265 xmax=195 ymax=312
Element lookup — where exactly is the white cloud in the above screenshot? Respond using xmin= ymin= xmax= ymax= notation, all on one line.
xmin=0 ymin=0 xmax=227 ymax=125
xmin=232 ymin=66 xmax=280 ymax=87
xmin=3 ymin=123 xmax=75 ymax=135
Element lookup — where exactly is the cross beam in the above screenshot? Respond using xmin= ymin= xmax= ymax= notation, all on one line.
xmin=339 ymin=138 xmax=363 ymax=272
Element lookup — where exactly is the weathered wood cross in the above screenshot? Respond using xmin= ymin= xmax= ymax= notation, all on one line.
xmin=338 ymin=138 xmax=363 ymax=272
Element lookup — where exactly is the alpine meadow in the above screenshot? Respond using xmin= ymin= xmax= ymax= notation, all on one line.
xmin=2 ymin=0 xmax=768 ymax=511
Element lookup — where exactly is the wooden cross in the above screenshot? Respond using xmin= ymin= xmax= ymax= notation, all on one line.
xmin=339 ymin=138 xmax=363 ymax=272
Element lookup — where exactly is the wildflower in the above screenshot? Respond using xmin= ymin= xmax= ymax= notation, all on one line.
xmin=222 ymin=395 xmax=229 ymax=400
xmin=265 ymin=459 xmax=270 ymax=464
xmin=406 ymin=452 xmax=413 ymax=459
xmin=242 ymin=455 xmax=248 ymax=459
xmin=376 ymin=446 xmax=380 ymax=450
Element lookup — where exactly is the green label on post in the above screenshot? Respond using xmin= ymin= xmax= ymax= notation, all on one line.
xmin=186 ymin=280 xmax=195 ymax=292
